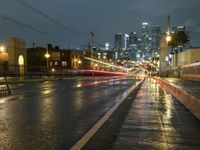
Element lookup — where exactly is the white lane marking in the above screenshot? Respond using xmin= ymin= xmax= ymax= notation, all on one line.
xmin=70 ymin=79 xmax=144 ymax=150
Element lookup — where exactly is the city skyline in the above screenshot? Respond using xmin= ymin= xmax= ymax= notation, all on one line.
xmin=0 ymin=0 xmax=200 ymax=48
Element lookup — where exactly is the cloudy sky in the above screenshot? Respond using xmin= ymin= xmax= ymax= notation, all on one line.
xmin=0 ymin=0 xmax=200 ymax=48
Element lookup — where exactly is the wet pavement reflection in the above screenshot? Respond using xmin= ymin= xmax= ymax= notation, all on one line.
xmin=0 ymin=77 xmax=139 ymax=149
xmin=113 ymin=78 xmax=200 ymax=150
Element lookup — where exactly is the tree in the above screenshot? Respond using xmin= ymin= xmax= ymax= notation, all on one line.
xmin=173 ymin=30 xmax=189 ymax=52
xmin=168 ymin=34 xmax=178 ymax=54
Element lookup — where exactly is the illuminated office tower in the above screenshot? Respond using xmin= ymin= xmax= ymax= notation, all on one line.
xmin=114 ymin=33 xmax=122 ymax=60
xmin=141 ymin=22 xmax=151 ymax=59
xmin=152 ymin=26 xmax=162 ymax=56
xmin=114 ymin=33 xmax=122 ymax=50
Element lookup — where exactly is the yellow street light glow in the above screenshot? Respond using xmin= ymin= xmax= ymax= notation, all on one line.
xmin=45 ymin=53 xmax=50 ymax=58
xmin=0 ymin=46 xmax=5 ymax=52
xmin=78 ymin=60 xmax=82 ymax=64
xmin=166 ymin=35 xmax=171 ymax=43
xmin=94 ymin=64 xmax=98 ymax=67
xmin=76 ymin=83 xmax=82 ymax=88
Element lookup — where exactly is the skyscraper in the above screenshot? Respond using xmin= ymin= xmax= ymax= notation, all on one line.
xmin=141 ymin=22 xmax=151 ymax=59
xmin=114 ymin=33 xmax=122 ymax=60
xmin=129 ymin=32 xmax=138 ymax=46
xmin=129 ymin=32 xmax=139 ymax=61
xmin=152 ymin=26 xmax=162 ymax=56
xmin=124 ymin=33 xmax=129 ymax=50
xmin=114 ymin=33 xmax=122 ymax=50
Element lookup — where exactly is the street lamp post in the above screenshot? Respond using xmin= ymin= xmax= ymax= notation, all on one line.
xmin=0 ymin=46 xmax=9 ymax=80
xmin=45 ymin=49 xmax=50 ymax=76
xmin=78 ymin=60 xmax=82 ymax=69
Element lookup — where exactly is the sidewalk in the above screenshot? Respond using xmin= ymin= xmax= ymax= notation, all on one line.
xmin=113 ymin=78 xmax=200 ymax=150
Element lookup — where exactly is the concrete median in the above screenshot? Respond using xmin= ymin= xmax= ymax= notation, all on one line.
xmin=154 ymin=77 xmax=200 ymax=120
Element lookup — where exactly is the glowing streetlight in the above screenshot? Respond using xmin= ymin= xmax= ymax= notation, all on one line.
xmin=0 ymin=46 xmax=8 ymax=61
xmin=45 ymin=49 xmax=50 ymax=70
xmin=0 ymin=46 xmax=5 ymax=52
xmin=78 ymin=60 xmax=82 ymax=64
xmin=51 ymin=68 xmax=55 ymax=72
xmin=0 ymin=45 xmax=9 ymax=80
xmin=45 ymin=53 xmax=50 ymax=58
xmin=166 ymin=35 xmax=171 ymax=43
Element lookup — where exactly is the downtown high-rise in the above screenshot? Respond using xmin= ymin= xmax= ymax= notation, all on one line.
xmin=114 ymin=33 xmax=122 ymax=50
xmin=152 ymin=26 xmax=162 ymax=57
xmin=141 ymin=22 xmax=151 ymax=59
xmin=114 ymin=33 xmax=122 ymax=60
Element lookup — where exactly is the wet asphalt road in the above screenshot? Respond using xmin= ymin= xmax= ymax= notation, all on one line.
xmin=0 ymin=77 xmax=140 ymax=150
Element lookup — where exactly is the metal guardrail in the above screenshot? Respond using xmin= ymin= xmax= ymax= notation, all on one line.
xmin=0 ymin=84 xmax=12 ymax=97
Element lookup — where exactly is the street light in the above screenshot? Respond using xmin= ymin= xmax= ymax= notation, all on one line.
xmin=45 ymin=49 xmax=50 ymax=70
xmin=78 ymin=60 xmax=82 ymax=64
xmin=166 ymin=34 xmax=171 ymax=43
xmin=0 ymin=46 xmax=5 ymax=52
xmin=0 ymin=46 xmax=9 ymax=80
xmin=45 ymin=53 xmax=50 ymax=59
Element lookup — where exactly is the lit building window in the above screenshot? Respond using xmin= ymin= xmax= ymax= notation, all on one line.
xmin=18 ymin=55 xmax=24 ymax=66
xmin=50 ymin=61 xmax=52 ymax=66
xmin=103 ymin=56 xmax=106 ymax=59
xmin=55 ymin=61 xmax=58 ymax=66
xmin=62 ymin=61 xmax=67 ymax=67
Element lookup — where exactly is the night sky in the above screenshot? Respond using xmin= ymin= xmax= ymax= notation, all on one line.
xmin=0 ymin=0 xmax=200 ymax=48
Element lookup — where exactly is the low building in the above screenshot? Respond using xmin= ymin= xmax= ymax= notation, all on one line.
xmin=178 ymin=48 xmax=200 ymax=66
xmin=96 ymin=50 xmax=113 ymax=61
xmin=27 ymin=47 xmax=47 ymax=72
xmin=27 ymin=46 xmax=93 ymax=71
xmin=70 ymin=50 xmax=83 ymax=69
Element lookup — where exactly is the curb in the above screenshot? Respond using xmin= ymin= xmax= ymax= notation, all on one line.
xmin=0 ymin=76 xmax=122 ymax=85
xmin=154 ymin=77 xmax=200 ymax=120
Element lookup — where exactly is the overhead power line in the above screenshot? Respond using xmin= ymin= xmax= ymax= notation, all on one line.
xmin=16 ymin=0 xmax=82 ymax=37
xmin=0 ymin=14 xmax=64 ymax=41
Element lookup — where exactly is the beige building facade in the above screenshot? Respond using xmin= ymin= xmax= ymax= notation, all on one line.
xmin=159 ymin=35 xmax=170 ymax=76
xmin=7 ymin=37 xmax=27 ymax=76
xmin=178 ymin=48 xmax=200 ymax=66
